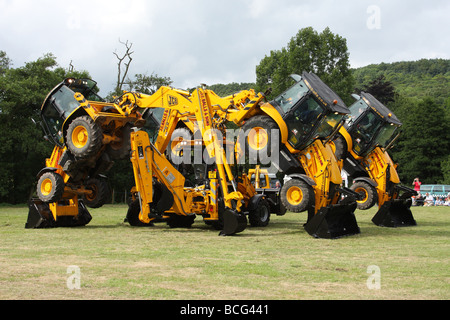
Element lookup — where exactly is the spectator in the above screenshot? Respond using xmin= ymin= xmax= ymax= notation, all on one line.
xmin=444 ymin=195 xmax=450 ymax=206
xmin=414 ymin=192 xmax=424 ymax=206
xmin=412 ymin=177 xmax=422 ymax=192
xmin=424 ymin=193 xmax=434 ymax=206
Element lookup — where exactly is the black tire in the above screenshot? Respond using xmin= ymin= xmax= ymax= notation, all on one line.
xmin=106 ymin=124 xmax=132 ymax=160
xmin=332 ymin=134 xmax=347 ymax=161
xmin=66 ymin=116 xmax=103 ymax=159
xmin=350 ymin=181 xmax=378 ymax=210
xmin=280 ymin=179 xmax=314 ymax=213
xmin=82 ymin=177 xmax=109 ymax=208
xmin=37 ymin=171 xmax=65 ymax=203
xmin=249 ymin=198 xmax=271 ymax=227
xmin=126 ymin=199 xmax=153 ymax=227
xmin=238 ymin=115 xmax=280 ymax=164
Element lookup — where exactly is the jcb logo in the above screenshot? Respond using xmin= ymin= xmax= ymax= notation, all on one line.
xmin=168 ymin=95 xmax=178 ymax=106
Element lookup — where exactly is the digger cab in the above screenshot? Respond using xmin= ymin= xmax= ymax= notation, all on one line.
xmin=345 ymin=92 xmax=402 ymax=158
xmin=39 ymin=78 xmax=103 ymax=148
xmin=343 ymin=93 xmax=416 ymax=228
xmin=272 ymin=72 xmax=350 ymax=153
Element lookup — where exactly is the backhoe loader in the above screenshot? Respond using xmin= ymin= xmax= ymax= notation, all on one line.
xmin=114 ymin=86 xmax=253 ymax=235
xmin=28 ymin=79 xmax=249 ymax=235
xmin=27 ymin=78 xmax=141 ymax=228
xmin=330 ymin=92 xmax=416 ymax=227
xmin=167 ymin=72 xmax=361 ymax=238
xmin=230 ymin=72 xmax=360 ymax=238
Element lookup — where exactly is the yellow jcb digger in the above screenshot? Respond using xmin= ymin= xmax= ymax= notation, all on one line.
xmin=225 ymin=72 xmax=361 ymax=238
xmin=113 ymin=85 xmax=253 ymax=235
xmin=27 ymin=78 xmax=143 ymax=228
xmin=330 ymin=92 xmax=416 ymax=227
xmin=159 ymin=72 xmax=361 ymax=238
xmin=167 ymin=72 xmax=361 ymax=238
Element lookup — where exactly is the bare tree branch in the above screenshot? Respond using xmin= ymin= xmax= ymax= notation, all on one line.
xmin=113 ymin=39 xmax=134 ymax=94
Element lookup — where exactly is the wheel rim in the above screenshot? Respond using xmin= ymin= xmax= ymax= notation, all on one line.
xmin=260 ymin=205 xmax=269 ymax=221
xmin=286 ymin=186 xmax=303 ymax=205
xmin=354 ymin=187 xmax=368 ymax=203
xmin=40 ymin=178 xmax=53 ymax=196
xmin=85 ymin=184 xmax=98 ymax=201
xmin=72 ymin=125 xmax=88 ymax=149
xmin=247 ymin=127 xmax=268 ymax=150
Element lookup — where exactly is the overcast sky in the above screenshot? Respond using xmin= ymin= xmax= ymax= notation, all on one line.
xmin=1 ymin=0 xmax=449 ymax=95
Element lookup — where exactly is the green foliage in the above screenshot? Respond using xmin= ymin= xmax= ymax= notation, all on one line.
xmin=390 ymin=97 xmax=450 ymax=184
xmin=256 ymin=27 xmax=354 ymax=104
xmin=352 ymin=59 xmax=450 ymax=105
xmin=358 ymin=74 xmax=395 ymax=105
xmin=207 ymin=82 xmax=256 ymax=96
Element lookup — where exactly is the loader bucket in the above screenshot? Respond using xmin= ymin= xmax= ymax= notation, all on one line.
xmin=372 ymin=198 xmax=416 ymax=227
xmin=304 ymin=202 xmax=360 ymax=239
xmin=219 ymin=208 xmax=247 ymax=236
xmin=25 ymin=198 xmax=92 ymax=228
xmin=25 ymin=198 xmax=56 ymax=229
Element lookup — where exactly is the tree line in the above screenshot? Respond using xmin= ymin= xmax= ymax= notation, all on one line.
xmin=0 ymin=27 xmax=448 ymax=204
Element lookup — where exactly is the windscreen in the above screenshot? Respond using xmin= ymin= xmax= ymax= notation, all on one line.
xmin=284 ymin=95 xmax=324 ymax=149
xmin=273 ymin=81 xmax=309 ymax=113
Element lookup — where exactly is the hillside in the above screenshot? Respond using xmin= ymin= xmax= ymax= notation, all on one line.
xmin=207 ymin=59 xmax=449 ymax=106
xmin=352 ymin=58 xmax=450 ymax=106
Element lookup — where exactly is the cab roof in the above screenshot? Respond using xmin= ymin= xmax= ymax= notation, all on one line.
xmin=360 ymin=92 xmax=402 ymax=126
xmin=301 ymin=71 xmax=350 ymax=114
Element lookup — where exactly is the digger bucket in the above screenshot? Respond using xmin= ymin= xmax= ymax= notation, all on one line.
xmin=372 ymin=198 xmax=416 ymax=227
xmin=25 ymin=198 xmax=92 ymax=228
xmin=26 ymin=198 xmax=56 ymax=229
xmin=304 ymin=201 xmax=360 ymax=239
xmin=219 ymin=208 xmax=247 ymax=236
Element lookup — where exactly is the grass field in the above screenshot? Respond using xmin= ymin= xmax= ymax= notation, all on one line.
xmin=0 ymin=204 xmax=448 ymax=300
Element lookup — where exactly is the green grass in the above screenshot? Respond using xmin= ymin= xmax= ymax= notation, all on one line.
xmin=0 ymin=204 xmax=448 ymax=300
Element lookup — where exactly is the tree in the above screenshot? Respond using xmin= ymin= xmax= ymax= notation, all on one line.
xmin=113 ymin=39 xmax=134 ymax=95
xmin=0 ymin=51 xmax=11 ymax=75
xmin=391 ymin=97 xmax=450 ymax=184
xmin=360 ymin=74 xmax=395 ymax=105
xmin=125 ymin=73 xmax=172 ymax=95
xmin=256 ymin=27 xmax=354 ymax=104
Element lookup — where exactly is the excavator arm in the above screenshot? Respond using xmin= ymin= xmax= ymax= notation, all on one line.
xmin=117 ymin=86 xmax=249 ymax=234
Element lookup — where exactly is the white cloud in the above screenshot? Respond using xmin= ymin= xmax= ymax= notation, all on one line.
xmin=0 ymin=0 xmax=448 ymax=95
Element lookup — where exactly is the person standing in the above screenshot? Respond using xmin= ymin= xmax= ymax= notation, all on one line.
xmin=412 ymin=177 xmax=422 ymax=192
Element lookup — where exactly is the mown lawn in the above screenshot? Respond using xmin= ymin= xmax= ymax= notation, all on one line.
xmin=0 ymin=204 xmax=448 ymax=300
